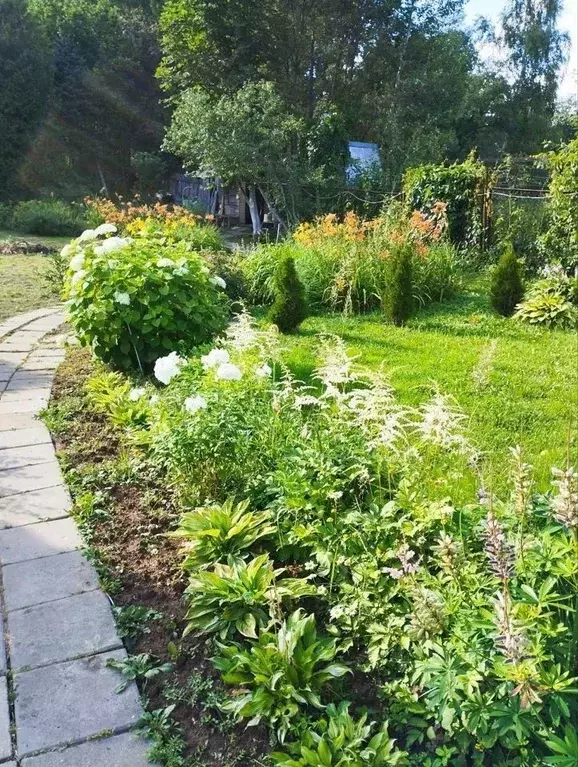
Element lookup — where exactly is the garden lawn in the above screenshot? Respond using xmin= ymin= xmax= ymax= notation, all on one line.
xmin=282 ymin=279 xmax=578 ymax=496
xmin=0 ymin=254 xmax=60 ymax=322
xmin=0 ymin=229 xmax=71 ymax=250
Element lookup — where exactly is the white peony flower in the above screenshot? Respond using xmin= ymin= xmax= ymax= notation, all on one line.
xmin=255 ymin=363 xmax=272 ymax=378
xmin=79 ymin=229 xmax=98 ymax=242
xmin=114 ymin=291 xmax=130 ymax=305
xmin=184 ymin=395 xmax=207 ymax=414
xmin=210 ymin=275 xmax=227 ymax=289
xmin=94 ymin=223 xmax=118 ymax=237
xmin=61 ymin=244 xmax=74 ymax=258
xmin=129 ymin=387 xmax=146 ymax=401
xmin=157 ymin=258 xmax=175 ymax=268
xmin=93 ymin=237 xmax=132 ymax=256
xmin=69 ymin=253 xmax=85 ymax=272
xmin=201 ymin=348 xmax=230 ymax=369
xmin=154 ymin=351 xmax=186 ymax=385
xmin=216 ymin=362 xmax=242 ymax=381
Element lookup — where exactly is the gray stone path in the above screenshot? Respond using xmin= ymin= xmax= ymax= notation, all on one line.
xmin=0 ymin=309 xmax=151 ymax=765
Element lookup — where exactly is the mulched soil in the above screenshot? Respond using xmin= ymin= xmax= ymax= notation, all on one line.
xmin=49 ymin=349 xmax=269 ymax=766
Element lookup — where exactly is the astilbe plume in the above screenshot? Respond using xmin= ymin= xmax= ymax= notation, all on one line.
xmin=551 ymin=466 xmax=578 ymax=531
xmin=483 ymin=510 xmax=516 ymax=583
xmin=314 ymin=335 xmax=360 ymax=396
xmin=416 ymin=392 xmax=474 ymax=456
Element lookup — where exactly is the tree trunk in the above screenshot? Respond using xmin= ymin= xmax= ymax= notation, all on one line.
xmin=248 ymin=184 xmax=263 ymax=236
xmin=259 ymin=186 xmax=288 ymax=234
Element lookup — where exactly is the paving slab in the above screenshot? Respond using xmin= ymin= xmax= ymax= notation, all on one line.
xmin=0 ymin=413 xmax=43 ymax=432
xmin=0 ymin=677 xmax=12 ymax=761
xmin=0 ymin=426 xmax=52 ymax=450
xmin=0 ymin=443 xmax=55 ymax=471
xmin=19 ymin=360 xmax=61 ymax=372
xmin=3 ymin=550 xmax=98 ymax=611
xmin=0 ymin=342 xmax=37 ymax=354
xmin=0 ymin=518 xmax=81 ymax=564
xmin=0 ymin=351 xmax=26 ymax=365
xmin=9 ymin=591 xmax=121 ymax=671
xmin=0 ymin=485 xmax=71 ymax=529
xmin=0 ymin=398 xmax=49 ymax=415
xmin=14 ymin=650 xmax=142 ymax=756
xmin=0 ymin=461 xmax=63 ymax=497
xmin=6 ymin=375 xmax=55 ymax=392
xmin=21 ymin=731 xmax=152 ymax=766
xmin=0 ymin=614 xmax=6 ymax=675
xmin=2 ymin=387 xmax=53 ymax=403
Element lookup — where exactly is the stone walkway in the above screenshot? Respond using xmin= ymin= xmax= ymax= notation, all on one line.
xmin=0 ymin=309 xmax=151 ymax=766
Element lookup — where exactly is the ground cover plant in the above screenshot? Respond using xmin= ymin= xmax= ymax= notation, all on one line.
xmin=45 ymin=286 xmax=577 ymax=766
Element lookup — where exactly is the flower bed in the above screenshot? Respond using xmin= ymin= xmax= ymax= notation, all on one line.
xmin=45 ymin=308 xmax=578 ymax=767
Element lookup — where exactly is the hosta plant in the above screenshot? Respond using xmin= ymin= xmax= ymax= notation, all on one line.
xmin=513 ymin=275 xmax=578 ymax=329
xmin=272 ymin=702 xmax=408 ymax=766
xmin=213 ymin=609 xmax=350 ymax=742
xmin=64 ymin=226 xmax=228 ymax=371
xmin=172 ymin=498 xmax=275 ymax=571
xmin=183 ymin=553 xmax=316 ymax=639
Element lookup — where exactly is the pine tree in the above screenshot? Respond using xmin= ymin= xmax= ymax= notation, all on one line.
xmin=269 ymin=256 xmax=307 ymax=333
xmin=490 ymin=243 xmax=524 ymax=317
xmin=383 ymin=244 xmax=414 ymax=326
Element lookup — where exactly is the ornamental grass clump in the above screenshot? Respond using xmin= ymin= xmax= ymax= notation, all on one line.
xmin=63 ymin=225 xmax=228 ymax=371
xmin=490 ymin=243 xmax=524 ymax=317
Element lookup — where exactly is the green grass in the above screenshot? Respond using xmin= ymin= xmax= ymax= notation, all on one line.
xmin=282 ymin=277 xmax=578 ymax=494
xmin=0 ymin=255 xmax=60 ymax=322
xmin=0 ymin=229 xmax=71 ymax=249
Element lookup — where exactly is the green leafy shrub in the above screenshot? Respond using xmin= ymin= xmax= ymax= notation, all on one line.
xmin=403 ymin=154 xmax=487 ymax=246
xmin=0 ymin=203 xmax=13 ymax=229
xmin=64 ymin=227 xmax=228 ymax=371
xmin=269 ymin=256 xmax=308 ymax=333
xmin=490 ymin=244 xmax=525 ymax=317
xmin=172 ymin=499 xmax=275 ymax=571
xmin=213 ymin=610 xmax=350 ymax=742
xmin=183 ymin=554 xmax=315 ymax=639
xmin=11 ymin=199 xmax=87 ymax=236
xmin=514 ymin=270 xmax=578 ymax=328
xmin=383 ymin=244 xmax=413 ymax=325
xmin=539 ymin=137 xmax=578 ymax=269
xmin=272 ymin=702 xmax=408 ymax=766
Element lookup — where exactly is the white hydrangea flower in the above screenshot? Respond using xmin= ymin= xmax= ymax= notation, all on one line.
xmin=70 ymin=269 xmax=86 ymax=286
xmin=93 ymin=237 xmax=132 ymax=256
xmin=150 ymin=394 xmax=160 ymax=404
xmin=201 ymin=348 xmax=230 ymax=369
xmin=69 ymin=254 xmax=85 ymax=272
xmin=216 ymin=362 xmax=242 ymax=381
xmin=114 ymin=291 xmax=130 ymax=305
xmin=79 ymin=229 xmax=98 ymax=242
xmin=184 ymin=395 xmax=207 ymax=414
xmin=154 ymin=351 xmax=186 ymax=385
xmin=173 ymin=265 xmax=189 ymax=276
xmin=157 ymin=258 xmax=175 ymax=268
xmin=255 ymin=363 xmax=272 ymax=378
xmin=61 ymin=244 xmax=74 ymax=258
xmin=129 ymin=387 xmax=146 ymax=401
xmin=210 ymin=275 xmax=227 ymax=289
xmin=94 ymin=223 xmax=118 ymax=237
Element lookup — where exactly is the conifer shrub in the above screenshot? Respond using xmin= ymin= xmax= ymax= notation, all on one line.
xmin=490 ymin=243 xmax=524 ymax=317
xmin=383 ymin=243 xmax=414 ymax=326
xmin=269 ymin=256 xmax=308 ymax=333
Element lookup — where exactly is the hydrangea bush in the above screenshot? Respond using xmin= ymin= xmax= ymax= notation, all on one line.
xmin=64 ymin=225 xmax=228 ymax=371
